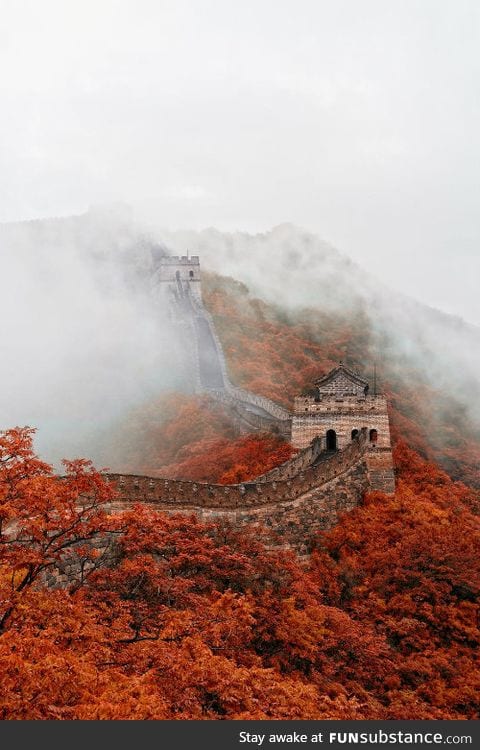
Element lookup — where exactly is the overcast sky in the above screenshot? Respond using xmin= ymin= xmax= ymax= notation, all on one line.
xmin=1 ymin=0 xmax=479 ymax=324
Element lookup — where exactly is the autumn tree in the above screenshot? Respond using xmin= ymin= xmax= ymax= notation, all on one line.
xmin=0 ymin=427 xmax=115 ymax=631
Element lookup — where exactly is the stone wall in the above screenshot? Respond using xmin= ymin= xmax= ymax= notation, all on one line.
xmin=190 ymin=296 xmax=231 ymax=390
xmin=153 ymin=257 xmax=202 ymax=301
xmin=147 ymin=255 xmax=395 ymax=533
xmin=254 ymin=436 xmax=325 ymax=482
xmin=102 ymin=431 xmax=373 ymax=554
xmin=155 ymin=254 xmax=293 ymax=435
xmin=366 ymin=446 xmax=396 ymax=494
xmin=46 ymin=438 xmax=370 ymax=587
xmin=227 ymin=385 xmax=292 ymax=422
xmin=42 ymin=534 xmax=117 ymax=589
xmin=210 ymin=390 xmax=292 ymax=437
xmin=291 ymin=393 xmax=395 ymax=493
xmin=229 ymin=458 xmax=370 ymax=555
xmin=196 ymin=299 xmax=291 ymax=428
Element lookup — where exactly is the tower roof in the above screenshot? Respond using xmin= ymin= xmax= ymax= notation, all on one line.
xmin=315 ymin=363 xmax=369 ymax=390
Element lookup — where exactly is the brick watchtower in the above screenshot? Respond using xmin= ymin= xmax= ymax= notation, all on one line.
xmin=153 ymin=254 xmax=202 ymax=302
xmin=291 ymin=363 xmax=395 ymax=493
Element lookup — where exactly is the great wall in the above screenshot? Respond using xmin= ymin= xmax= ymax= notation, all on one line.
xmin=153 ymin=252 xmax=292 ymax=436
xmin=94 ymin=253 xmax=396 ymax=554
xmin=105 ymin=430 xmax=377 ymax=555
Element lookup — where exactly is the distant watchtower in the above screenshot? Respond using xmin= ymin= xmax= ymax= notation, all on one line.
xmin=153 ymin=255 xmax=202 ymax=302
xmin=291 ymin=363 xmax=395 ymax=493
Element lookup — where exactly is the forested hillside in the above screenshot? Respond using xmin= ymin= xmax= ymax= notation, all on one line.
xmin=105 ymin=269 xmax=480 ymax=490
xmin=1 ymin=428 xmax=478 ymax=719
xmin=3 ymin=212 xmax=480 ymax=485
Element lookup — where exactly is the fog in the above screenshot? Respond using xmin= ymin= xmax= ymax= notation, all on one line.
xmin=0 ymin=209 xmax=184 ymax=467
xmin=1 ymin=1 xmax=480 ymax=325
xmin=1 ymin=208 xmax=480 ymax=470
xmin=157 ymin=222 xmax=480 ymax=425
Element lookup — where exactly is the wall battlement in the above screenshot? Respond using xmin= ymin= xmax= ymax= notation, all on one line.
xmin=107 ymin=431 xmax=358 ymax=508
xmin=157 ymin=255 xmax=200 ymax=265
xmin=101 ymin=431 xmax=377 ymax=554
xmin=294 ymin=393 xmax=388 ymax=414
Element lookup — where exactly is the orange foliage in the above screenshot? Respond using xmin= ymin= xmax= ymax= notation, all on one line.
xmin=104 ymin=394 xmax=235 ymax=475
xmin=311 ymin=441 xmax=480 ymax=718
xmin=163 ymin=433 xmax=295 ymax=484
xmin=1 ymin=428 xmax=479 ymax=719
xmin=106 ymin=394 xmax=295 ymax=483
xmin=203 ymin=274 xmax=370 ymax=408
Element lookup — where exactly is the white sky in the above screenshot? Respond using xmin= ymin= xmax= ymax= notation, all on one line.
xmin=1 ymin=0 xmax=479 ymax=324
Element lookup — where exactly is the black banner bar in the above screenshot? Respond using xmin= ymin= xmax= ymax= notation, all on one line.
xmin=1 ymin=720 xmax=478 ymax=748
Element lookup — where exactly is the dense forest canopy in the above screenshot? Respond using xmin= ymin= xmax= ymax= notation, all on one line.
xmin=1 ymin=428 xmax=478 ymax=719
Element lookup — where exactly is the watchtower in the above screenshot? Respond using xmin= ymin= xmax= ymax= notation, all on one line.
xmin=153 ymin=254 xmax=202 ymax=302
xmin=291 ymin=363 xmax=395 ymax=493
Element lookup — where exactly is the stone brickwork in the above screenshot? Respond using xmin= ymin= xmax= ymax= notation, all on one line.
xmin=254 ymin=436 xmax=325 ymax=482
xmin=101 ymin=430 xmax=371 ymax=555
xmin=50 ymin=380 xmax=395 ymax=560
xmin=42 ymin=534 xmax=117 ymax=589
xmin=366 ymin=446 xmax=396 ymax=494
xmin=292 ymin=395 xmax=391 ymax=450
xmin=45 ymin=436 xmax=370 ymax=586
xmin=153 ymin=255 xmax=202 ymax=300
xmin=210 ymin=388 xmax=292 ymax=437
xmin=291 ymin=364 xmax=395 ymax=494
xmin=245 ymin=459 xmax=370 ymax=555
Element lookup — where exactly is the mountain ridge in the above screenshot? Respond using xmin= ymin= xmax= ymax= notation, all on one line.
xmin=1 ymin=210 xmax=479 ymax=486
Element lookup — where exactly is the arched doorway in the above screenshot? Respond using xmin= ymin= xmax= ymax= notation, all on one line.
xmin=351 ymin=428 xmax=359 ymax=440
xmin=369 ymin=428 xmax=378 ymax=444
xmin=326 ymin=429 xmax=337 ymax=451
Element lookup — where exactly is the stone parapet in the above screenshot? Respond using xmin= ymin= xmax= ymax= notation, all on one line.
xmin=104 ymin=430 xmax=368 ymax=510
xmin=227 ymin=385 xmax=292 ymax=421
xmin=254 ymin=436 xmax=325 ymax=482
xmin=366 ymin=446 xmax=396 ymax=493
xmin=102 ymin=433 xmax=371 ymax=555
xmin=294 ymin=394 xmax=388 ymax=414
xmin=157 ymin=255 xmax=200 ymax=265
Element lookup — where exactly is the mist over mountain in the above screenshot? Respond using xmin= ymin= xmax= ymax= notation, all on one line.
xmin=0 ymin=208 xmax=182 ymax=466
xmin=157 ymin=222 xmax=480 ymax=424
xmin=1 ymin=208 xmax=479 ymax=475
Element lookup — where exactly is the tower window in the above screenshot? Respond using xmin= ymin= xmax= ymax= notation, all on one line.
xmin=369 ymin=429 xmax=378 ymax=443
xmin=351 ymin=429 xmax=359 ymax=440
xmin=189 ymin=270 xmax=194 ymax=278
